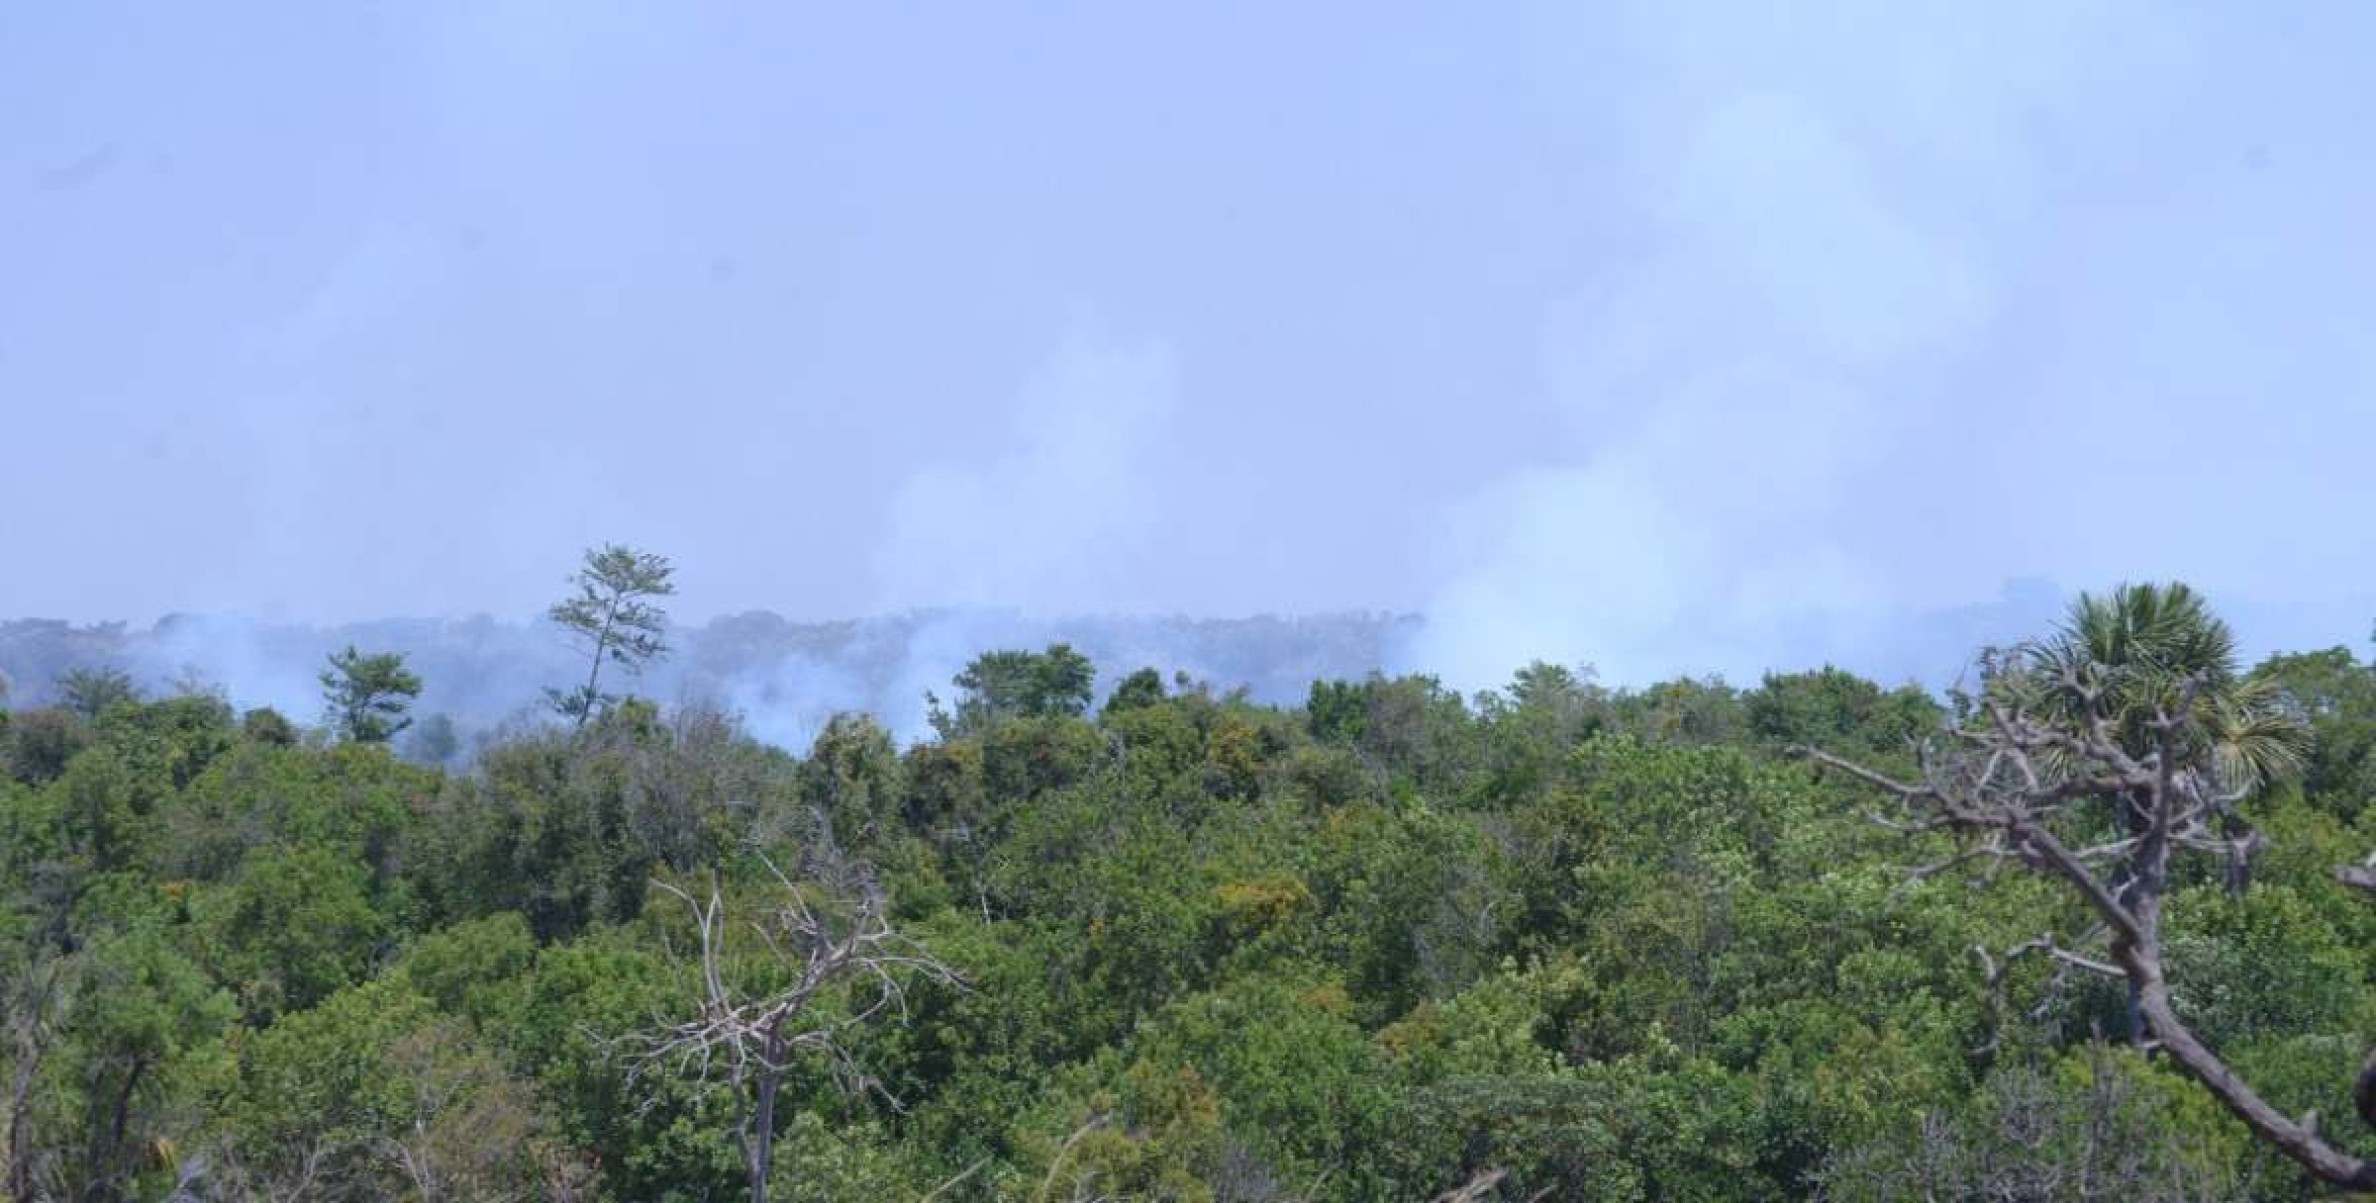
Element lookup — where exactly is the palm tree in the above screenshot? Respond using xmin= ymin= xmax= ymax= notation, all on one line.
xmin=2001 ymin=581 xmax=2308 ymax=799
xmin=1988 ymin=582 xmax=2308 ymax=1042
xmin=1796 ymin=586 xmax=2376 ymax=1186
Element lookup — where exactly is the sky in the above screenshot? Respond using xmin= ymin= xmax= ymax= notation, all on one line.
xmin=5 ymin=1 xmax=2376 ymax=691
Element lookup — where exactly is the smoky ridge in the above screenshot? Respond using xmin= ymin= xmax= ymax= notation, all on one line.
xmin=0 ymin=608 xmax=1423 ymax=758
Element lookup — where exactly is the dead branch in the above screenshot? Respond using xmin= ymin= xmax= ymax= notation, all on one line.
xmin=1793 ymin=668 xmax=2376 ymax=1191
xmin=623 ymin=834 xmax=963 ymax=1203
xmin=1430 ymin=1166 xmax=1512 ymax=1202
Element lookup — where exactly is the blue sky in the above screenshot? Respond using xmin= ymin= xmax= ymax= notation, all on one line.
xmin=5 ymin=2 xmax=2374 ymax=689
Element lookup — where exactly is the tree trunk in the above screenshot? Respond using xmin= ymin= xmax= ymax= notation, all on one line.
xmin=748 ymin=1028 xmax=785 ymax=1203
xmin=8 ymin=956 xmax=61 ymax=1203
xmin=573 ymin=603 xmax=619 ymax=733
xmin=7 ymin=1047 xmax=38 ymax=1203
xmin=2112 ymin=786 xmax=2154 ymax=1047
xmin=82 ymin=1054 xmax=146 ymax=1203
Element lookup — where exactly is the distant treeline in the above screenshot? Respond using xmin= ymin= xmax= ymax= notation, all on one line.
xmin=0 ymin=609 xmax=1419 ymax=751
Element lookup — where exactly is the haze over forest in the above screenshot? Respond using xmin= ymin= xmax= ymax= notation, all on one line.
xmin=9 ymin=2 xmax=2376 ymax=697
xmin=12 ymin=4 xmax=2376 ymax=1202
xmin=0 ymin=609 xmax=1423 ymax=750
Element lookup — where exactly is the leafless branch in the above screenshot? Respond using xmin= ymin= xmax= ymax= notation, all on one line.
xmin=1794 ymin=668 xmax=2376 ymax=1190
xmin=621 ymin=832 xmax=963 ymax=1203
xmin=1431 ymin=1166 xmax=1508 ymax=1202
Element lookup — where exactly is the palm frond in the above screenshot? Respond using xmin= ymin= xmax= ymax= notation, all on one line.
xmin=2208 ymin=679 xmax=2312 ymax=792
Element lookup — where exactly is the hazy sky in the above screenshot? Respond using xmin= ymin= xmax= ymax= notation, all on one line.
xmin=7 ymin=2 xmax=2375 ymax=687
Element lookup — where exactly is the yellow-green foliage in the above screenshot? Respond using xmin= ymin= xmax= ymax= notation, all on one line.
xmin=9 ymin=634 xmax=2376 ymax=1201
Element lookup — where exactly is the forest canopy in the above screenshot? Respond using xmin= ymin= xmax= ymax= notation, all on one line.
xmin=6 ymin=572 xmax=2376 ymax=1201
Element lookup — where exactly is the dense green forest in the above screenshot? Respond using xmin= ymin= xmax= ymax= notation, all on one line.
xmin=9 ymin=563 xmax=2376 ymax=1200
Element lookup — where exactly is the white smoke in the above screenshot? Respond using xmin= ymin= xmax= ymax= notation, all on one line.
xmin=1 ymin=609 xmax=1410 ymax=752
xmin=873 ymin=330 xmax=1180 ymax=615
xmin=1409 ymin=1 xmax=2376 ymax=690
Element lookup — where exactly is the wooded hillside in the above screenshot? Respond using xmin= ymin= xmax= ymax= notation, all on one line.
xmin=6 ymin=582 xmax=2376 ymax=1201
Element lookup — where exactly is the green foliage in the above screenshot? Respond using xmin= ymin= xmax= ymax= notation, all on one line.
xmin=191 ymin=843 xmax=393 ymax=1019
xmin=318 ymin=643 xmax=422 ymax=743
xmin=1305 ymin=673 xmax=1481 ymax=792
xmin=213 ymin=975 xmax=571 ymax=1198
xmin=402 ymin=709 xmax=462 ymax=765
xmin=2163 ymin=883 xmax=2361 ymax=1045
xmin=151 ymin=739 xmax=421 ymax=891
xmin=2014 ymin=581 xmax=2309 ymax=792
xmin=49 ymin=743 xmax=159 ymax=871
xmin=798 ymin=713 xmax=905 ymax=850
xmin=238 ymin=705 xmax=297 ymax=747
xmin=1124 ymin=971 xmax=1396 ymax=1194
xmin=982 ymin=715 xmax=1107 ymax=806
xmin=2255 ymin=645 xmax=2376 ymax=817
xmin=220 ymin=976 xmax=441 ymax=1164
xmin=45 ymin=927 xmax=236 ymax=1202
xmin=394 ymin=910 xmax=536 ymax=1026
xmin=6 ymin=706 xmax=90 ymax=786
xmin=1611 ymin=675 xmax=1746 ymax=746
xmin=1821 ymin=1046 xmax=2259 ymax=1202
xmin=57 ymin=665 xmax=139 ymax=721
xmin=412 ymin=704 xmax=775 ymax=938
xmin=936 ymin=643 xmax=1098 ymax=737
xmin=6 ymin=588 xmax=2376 ymax=1200
xmin=1306 ymin=678 xmax=1368 ymax=745
xmin=1102 ymin=666 xmax=1169 ymax=717
xmin=547 ymin=542 xmax=676 ymax=728
xmin=1744 ymin=666 xmax=1940 ymax=757
xmin=104 ymin=691 xmax=238 ymax=793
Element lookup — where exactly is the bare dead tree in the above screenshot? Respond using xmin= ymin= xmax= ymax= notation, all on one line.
xmin=1796 ymin=658 xmax=2376 ymax=1190
xmin=625 ymin=838 xmax=960 ymax=1203
xmin=378 ymin=1028 xmax=558 ymax=1203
